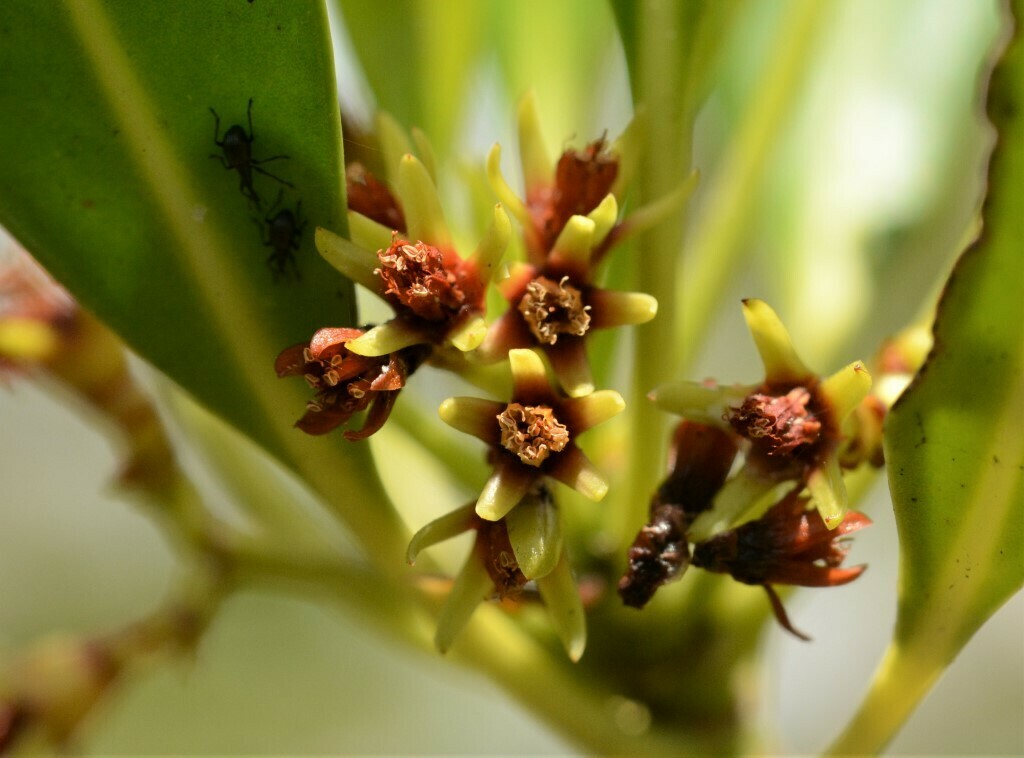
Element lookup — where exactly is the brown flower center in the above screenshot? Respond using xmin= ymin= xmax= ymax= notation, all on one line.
xmin=376 ymin=238 xmax=466 ymax=321
xmin=728 ymin=387 xmax=822 ymax=457
xmin=518 ymin=276 xmax=591 ymax=345
xmin=497 ymin=402 xmax=570 ymax=466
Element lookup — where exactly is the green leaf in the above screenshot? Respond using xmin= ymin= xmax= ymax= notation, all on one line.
xmin=0 ymin=1 xmax=409 ymax=566
xmin=830 ymin=8 xmax=1024 ymax=753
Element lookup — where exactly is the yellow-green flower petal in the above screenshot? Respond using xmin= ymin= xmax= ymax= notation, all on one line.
xmin=438 ymin=397 xmax=504 ymax=443
xmin=446 ymin=315 xmax=488 ymax=352
xmin=347 ymin=210 xmax=395 ymax=251
xmin=434 ymin=553 xmax=493 ymax=654
xmin=406 ymin=502 xmax=476 ymax=565
xmin=375 ymin=111 xmax=413 ymax=184
xmin=588 ymin=290 xmax=658 ymax=328
xmin=345 ymin=320 xmax=428 ymax=357
xmin=509 ymin=348 xmax=551 ymax=400
xmin=742 ymin=299 xmax=814 ymax=384
xmin=397 ymin=153 xmax=451 ymax=249
xmin=560 ymin=390 xmax=625 ymax=435
xmin=587 ymin=193 xmax=618 ymax=248
xmin=505 ymin=490 xmax=562 ymax=580
xmin=476 ymin=459 xmax=535 ymax=521
xmin=820 ymin=360 xmax=872 ymax=422
xmin=466 ymin=203 xmax=511 ymax=285
xmin=807 ymin=454 xmax=847 ymax=529
xmin=549 ymin=447 xmax=608 ymax=502
xmin=486 ymin=143 xmax=533 ymax=237
xmin=315 ymin=226 xmax=382 ymax=294
xmin=410 ymin=126 xmax=438 ymax=183
xmin=517 ymin=90 xmax=552 ymax=193
xmin=536 ymin=552 xmax=586 ymax=662
xmin=547 ymin=338 xmax=594 ymax=398
xmin=648 ymin=381 xmax=752 ymax=427
xmin=547 ymin=215 xmax=595 ymax=275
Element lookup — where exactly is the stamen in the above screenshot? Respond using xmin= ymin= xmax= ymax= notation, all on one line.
xmin=376 ymin=237 xmax=466 ymax=321
xmin=497 ymin=402 xmax=570 ymax=466
xmin=728 ymin=386 xmax=822 ymax=456
xmin=518 ymin=276 xmax=591 ymax=345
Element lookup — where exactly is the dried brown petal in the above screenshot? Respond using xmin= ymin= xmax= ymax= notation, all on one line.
xmin=346 ymin=162 xmax=406 ymax=231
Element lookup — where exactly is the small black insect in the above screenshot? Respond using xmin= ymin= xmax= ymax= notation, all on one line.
xmin=209 ymin=98 xmax=293 ymax=207
xmin=254 ymin=191 xmax=305 ymax=280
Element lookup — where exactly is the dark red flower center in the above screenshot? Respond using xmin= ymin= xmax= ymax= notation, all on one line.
xmin=376 ymin=238 xmax=467 ymax=322
xmin=728 ymin=387 xmax=822 ymax=457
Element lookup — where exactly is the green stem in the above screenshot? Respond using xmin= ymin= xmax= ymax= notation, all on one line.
xmin=234 ymin=541 xmax=688 ymax=754
xmin=618 ymin=0 xmax=694 ymax=549
xmin=826 ymin=644 xmax=942 ymax=756
xmin=678 ymin=0 xmax=829 ymax=370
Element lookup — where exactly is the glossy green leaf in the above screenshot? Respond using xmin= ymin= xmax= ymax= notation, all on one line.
xmin=831 ymin=8 xmax=1023 ymax=753
xmin=0 ymin=1 xmax=409 ymax=565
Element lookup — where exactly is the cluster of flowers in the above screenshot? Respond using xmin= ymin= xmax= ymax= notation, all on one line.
xmin=276 ymin=98 xmax=883 ymax=655
xmin=620 ymin=299 xmax=886 ymax=638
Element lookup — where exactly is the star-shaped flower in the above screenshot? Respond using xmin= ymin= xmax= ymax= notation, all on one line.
xmin=318 ymin=149 xmax=511 ymax=356
xmin=479 ymin=211 xmax=658 ymax=397
xmin=650 ymin=299 xmax=872 ymax=534
xmin=406 ymin=487 xmax=586 ymax=660
xmin=439 ymin=348 xmax=624 ymax=521
xmin=275 ymin=327 xmax=427 ymax=439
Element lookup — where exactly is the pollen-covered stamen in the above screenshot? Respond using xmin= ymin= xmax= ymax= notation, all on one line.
xmin=497 ymin=402 xmax=570 ymax=467
xmin=376 ymin=236 xmax=466 ymax=321
xmin=729 ymin=386 xmax=823 ymax=457
xmin=518 ymin=276 xmax=591 ymax=345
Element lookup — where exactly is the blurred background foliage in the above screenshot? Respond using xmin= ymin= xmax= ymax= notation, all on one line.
xmin=0 ymin=0 xmax=1020 ymax=753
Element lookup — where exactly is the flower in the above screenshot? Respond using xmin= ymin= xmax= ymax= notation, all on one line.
xmin=479 ymin=214 xmax=658 ymax=397
xmin=480 ymin=94 xmax=700 ymax=397
xmin=486 ymin=92 xmax=697 ymax=266
xmin=439 ymin=348 xmax=624 ymax=521
xmin=275 ymin=326 xmax=427 ymax=439
xmin=618 ymin=421 xmax=739 ymax=609
xmin=407 ymin=487 xmax=586 ymax=660
xmin=691 ymin=487 xmax=871 ymax=640
xmin=650 ymin=299 xmax=872 ymax=534
xmin=317 ymin=151 xmax=510 ymax=356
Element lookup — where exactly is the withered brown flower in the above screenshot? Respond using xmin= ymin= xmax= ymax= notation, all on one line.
xmin=691 ymin=488 xmax=871 ymax=640
xmin=619 ymin=421 xmax=740 ymax=609
xmin=275 ymin=326 xmax=426 ymax=439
